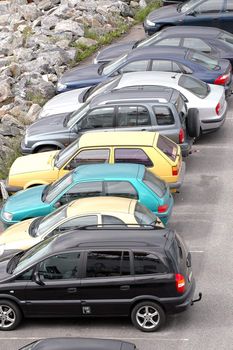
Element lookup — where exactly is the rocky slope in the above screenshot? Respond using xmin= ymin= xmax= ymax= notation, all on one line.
xmin=0 ymin=0 xmax=148 ymax=176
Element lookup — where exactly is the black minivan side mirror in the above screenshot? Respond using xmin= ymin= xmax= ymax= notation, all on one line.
xmin=33 ymin=271 xmax=45 ymax=286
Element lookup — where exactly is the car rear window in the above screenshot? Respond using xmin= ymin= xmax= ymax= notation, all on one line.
xmin=157 ymin=134 xmax=177 ymax=162
xmin=189 ymin=51 xmax=219 ymax=70
xmin=178 ymin=75 xmax=209 ymax=99
xmin=134 ymin=202 xmax=159 ymax=226
xmin=143 ymin=169 xmax=167 ymax=197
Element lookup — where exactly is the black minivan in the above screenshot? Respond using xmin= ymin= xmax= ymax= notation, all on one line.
xmin=0 ymin=227 xmax=201 ymax=331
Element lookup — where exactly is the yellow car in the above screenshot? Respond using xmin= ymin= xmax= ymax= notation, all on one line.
xmin=6 ymin=131 xmax=185 ymax=191
xmin=0 ymin=196 xmax=163 ymax=255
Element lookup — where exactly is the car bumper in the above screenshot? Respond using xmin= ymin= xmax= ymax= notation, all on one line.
xmin=21 ymin=140 xmax=33 ymax=155
xmin=169 ymin=161 xmax=186 ymax=191
xmin=201 ymin=107 xmax=227 ymax=133
xmin=162 ymin=279 xmax=197 ymax=314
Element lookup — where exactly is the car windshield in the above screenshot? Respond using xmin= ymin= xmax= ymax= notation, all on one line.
xmin=137 ymin=32 xmax=161 ymax=48
xmin=83 ymin=76 xmax=122 ymax=102
xmin=43 ymin=172 xmax=73 ymax=203
xmin=189 ymin=51 xmax=219 ymax=70
xmin=54 ymin=139 xmax=79 ymax=169
xmin=178 ymin=75 xmax=209 ymax=98
xmin=134 ymin=202 xmax=161 ymax=226
xmin=218 ymin=32 xmax=233 ymax=48
xmin=67 ymin=102 xmax=90 ymax=127
xmin=12 ymin=237 xmax=55 ymax=275
xmin=179 ymin=0 xmax=201 ymax=13
xmin=102 ymin=53 xmax=127 ymax=75
xmin=30 ymin=206 xmax=67 ymax=238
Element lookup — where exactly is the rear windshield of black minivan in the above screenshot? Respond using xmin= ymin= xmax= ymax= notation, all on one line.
xmin=157 ymin=134 xmax=177 ymax=162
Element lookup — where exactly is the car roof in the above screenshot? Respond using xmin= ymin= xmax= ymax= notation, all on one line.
xmin=126 ymin=46 xmax=188 ymax=60
xmin=90 ymin=85 xmax=179 ymax=106
xmin=24 ymin=337 xmax=136 ymax=350
xmin=71 ymin=163 xmax=143 ymax=182
xmin=79 ymin=131 xmax=158 ymax=148
xmin=67 ymin=197 xmax=137 ymax=217
xmin=160 ymin=25 xmax=221 ymax=38
xmin=42 ymin=226 xmax=170 ymax=256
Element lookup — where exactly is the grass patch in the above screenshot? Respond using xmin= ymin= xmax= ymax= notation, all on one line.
xmin=134 ymin=0 xmax=162 ymax=22
xmin=0 ymin=137 xmax=22 ymax=180
xmin=25 ymin=92 xmax=48 ymax=107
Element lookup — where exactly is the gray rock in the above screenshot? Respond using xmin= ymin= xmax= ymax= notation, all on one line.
xmin=75 ymin=37 xmax=98 ymax=47
xmin=1 ymin=114 xmax=24 ymax=130
xmin=13 ymin=47 xmax=35 ymax=62
xmin=41 ymin=15 xmax=57 ymax=30
xmin=55 ymin=19 xmax=84 ymax=37
xmin=38 ymin=0 xmax=55 ymax=11
xmin=0 ymin=57 xmax=12 ymax=68
xmin=19 ymin=3 xmax=41 ymax=22
xmin=130 ymin=1 xmax=139 ymax=8
xmin=0 ymin=80 xmax=13 ymax=103
xmin=0 ymin=1 xmax=10 ymax=14
xmin=0 ymin=14 xmax=10 ymax=26
xmin=25 ymin=103 xmax=41 ymax=122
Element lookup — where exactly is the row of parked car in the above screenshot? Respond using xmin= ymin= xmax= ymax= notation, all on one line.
xmin=0 ymin=0 xmax=232 ymax=336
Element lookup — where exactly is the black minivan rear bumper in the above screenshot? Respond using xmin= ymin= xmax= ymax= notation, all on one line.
xmin=161 ymin=279 xmax=197 ymax=314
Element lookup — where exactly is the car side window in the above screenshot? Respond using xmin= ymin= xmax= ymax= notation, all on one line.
xmin=38 ymin=252 xmax=81 ymax=280
xmin=15 ymin=268 xmax=34 ymax=281
xmin=102 ymin=215 xmax=126 ymax=226
xmin=156 ymin=38 xmax=181 ymax=46
xmin=86 ymin=251 xmax=130 ymax=278
xmin=114 ymin=148 xmax=153 ymax=167
xmin=153 ymin=106 xmax=175 ymax=126
xmin=151 ymin=60 xmax=172 ymax=72
xmin=65 ymin=149 xmax=110 ymax=170
xmin=117 ymin=106 xmax=151 ymax=127
xmin=104 ymin=181 xmax=138 ymax=199
xmin=80 ymin=107 xmax=115 ymax=130
xmin=178 ymin=63 xmax=193 ymax=74
xmin=133 ymin=252 xmax=167 ymax=275
xmin=183 ymin=38 xmax=212 ymax=53
xmin=59 ymin=182 xmax=103 ymax=204
xmin=119 ymin=60 xmax=149 ymax=73
xmin=195 ymin=0 xmax=224 ymax=14
xmin=50 ymin=215 xmax=98 ymax=236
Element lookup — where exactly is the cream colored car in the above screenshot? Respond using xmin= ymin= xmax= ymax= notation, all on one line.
xmin=0 ymin=196 xmax=163 ymax=256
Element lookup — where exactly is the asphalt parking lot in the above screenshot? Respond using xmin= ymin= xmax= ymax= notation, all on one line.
xmin=0 ymin=94 xmax=232 ymax=350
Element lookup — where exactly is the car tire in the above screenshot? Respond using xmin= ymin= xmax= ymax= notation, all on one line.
xmin=131 ymin=301 xmax=165 ymax=332
xmin=0 ymin=300 xmax=22 ymax=331
xmin=186 ymin=108 xmax=200 ymax=138
xmin=36 ymin=146 xmax=58 ymax=153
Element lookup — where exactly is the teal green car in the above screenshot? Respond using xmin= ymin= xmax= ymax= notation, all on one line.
xmin=0 ymin=163 xmax=174 ymax=227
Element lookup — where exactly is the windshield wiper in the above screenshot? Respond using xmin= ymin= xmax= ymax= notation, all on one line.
xmin=29 ymin=217 xmax=43 ymax=237
xmin=7 ymin=251 xmax=25 ymax=274
xmin=41 ymin=184 xmax=50 ymax=202
xmin=132 ymin=39 xmax=143 ymax=49
xmin=98 ymin=62 xmax=107 ymax=75
xmin=83 ymin=86 xmax=95 ymax=102
xmin=177 ymin=2 xmax=183 ymax=12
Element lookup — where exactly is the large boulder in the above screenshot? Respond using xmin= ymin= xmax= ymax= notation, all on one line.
xmin=54 ymin=19 xmax=84 ymax=37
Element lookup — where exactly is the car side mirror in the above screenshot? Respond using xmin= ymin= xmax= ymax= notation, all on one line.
xmin=54 ymin=201 xmax=62 ymax=209
xmin=188 ymin=11 xmax=196 ymax=16
xmin=72 ymin=124 xmax=81 ymax=133
xmin=33 ymin=271 xmax=45 ymax=286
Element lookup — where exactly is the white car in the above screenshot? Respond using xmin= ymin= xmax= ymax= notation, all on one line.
xmin=39 ymin=72 xmax=227 ymax=133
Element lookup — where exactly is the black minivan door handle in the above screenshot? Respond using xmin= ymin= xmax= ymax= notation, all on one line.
xmin=67 ymin=287 xmax=77 ymax=293
xmin=120 ymin=285 xmax=130 ymax=291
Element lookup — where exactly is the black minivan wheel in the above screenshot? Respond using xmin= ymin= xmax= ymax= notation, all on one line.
xmin=131 ymin=301 xmax=165 ymax=332
xmin=0 ymin=300 xmax=22 ymax=331
xmin=186 ymin=108 xmax=200 ymax=138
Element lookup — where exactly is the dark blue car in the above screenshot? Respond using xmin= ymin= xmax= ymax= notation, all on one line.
xmin=144 ymin=0 xmax=233 ymax=36
xmin=57 ymin=46 xmax=232 ymax=96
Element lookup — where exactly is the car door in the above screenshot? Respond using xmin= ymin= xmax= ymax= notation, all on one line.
xmin=220 ymin=0 xmax=233 ymax=33
xmin=184 ymin=0 xmax=225 ymax=28
xmin=80 ymin=250 xmax=135 ymax=316
xmin=59 ymin=148 xmax=110 ymax=178
xmin=23 ymin=252 xmax=82 ymax=317
xmin=132 ymin=251 xmax=172 ymax=298
xmin=115 ymin=105 xmax=153 ymax=132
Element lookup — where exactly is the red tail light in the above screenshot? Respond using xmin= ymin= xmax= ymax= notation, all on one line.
xmin=175 ymin=273 xmax=186 ymax=293
xmin=172 ymin=166 xmax=178 ymax=176
xmin=158 ymin=204 xmax=168 ymax=213
xmin=215 ymin=102 xmax=221 ymax=116
xmin=214 ymin=73 xmax=230 ymax=86
xmin=179 ymin=128 xmax=184 ymax=144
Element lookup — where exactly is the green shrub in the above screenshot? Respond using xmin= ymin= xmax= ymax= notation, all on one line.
xmin=134 ymin=0 xmax=162 ymax=22
xmin=0 ymin=137 xmax=22 ymax=180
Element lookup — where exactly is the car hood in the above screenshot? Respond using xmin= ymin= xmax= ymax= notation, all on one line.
xmin=96 ymin=42 xmax=135 ymax=63
xmin=2 ymin=185 xmax=48 ymax=217
xmin=9 ymin=151 xmax=58 ymax=176
xmin=147 ymin=4 xmax=181 ymax=22
xmin=60 ymin=63 xmax=103 ymax=84
xmin=27 ymin=113 xmax=69 ymax=138
xmin=0 ymin=219 xmax=37 ymax=250
xmin=39 ymin=87 xmax=87 ymax=117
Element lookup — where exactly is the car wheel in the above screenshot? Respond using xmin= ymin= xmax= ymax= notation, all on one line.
xmin=36 ymin=146 xmax=58 ymax=153
xmin=0 ymin=300 xmax=22 ymax=331
xmin=131 ymin=301 xmax=165 ymax=332
xmin=186 ymin=108 xmax=200 ymax=138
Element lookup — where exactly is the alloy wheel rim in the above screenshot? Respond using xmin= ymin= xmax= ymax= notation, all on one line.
xmin=136 ymin=305 xmax=160 ymax=329
xmin=0 ymin=305 xmax=16 ymax=328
